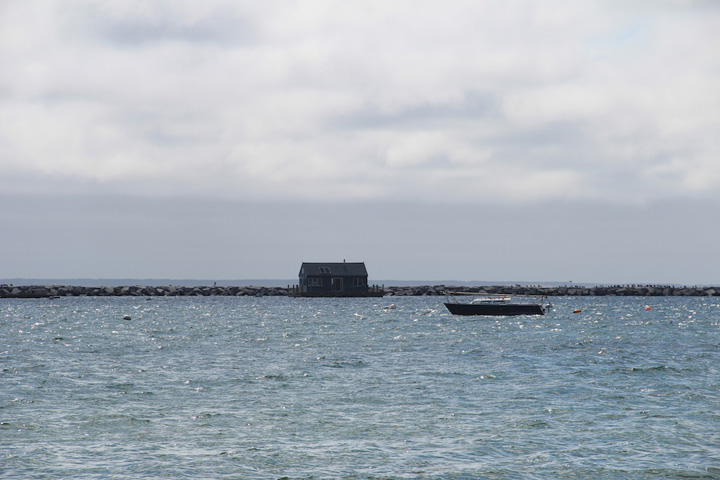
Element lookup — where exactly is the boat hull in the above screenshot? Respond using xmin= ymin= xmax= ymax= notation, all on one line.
xmin=444 ymin=302 xmax=545 ymax=316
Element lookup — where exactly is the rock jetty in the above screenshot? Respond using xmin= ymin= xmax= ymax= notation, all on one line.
xmin=383 ymin=284 xmax=719 ymax=297
xmin=1 ymin=284 xmax=719 ymax=298
xmin=0 ymin=285 xmax=292 ymax=298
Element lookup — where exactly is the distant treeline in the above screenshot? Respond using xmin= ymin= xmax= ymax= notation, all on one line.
xmin=1 ymin=284 xmax=719 ymax=298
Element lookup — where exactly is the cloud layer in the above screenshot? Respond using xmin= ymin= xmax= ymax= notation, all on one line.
xmin=2 ymin=0 xmax=719 ymax=204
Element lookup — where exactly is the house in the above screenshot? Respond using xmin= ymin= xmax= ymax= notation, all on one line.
xmin=297 ymin=261 xmax=383 ymax=297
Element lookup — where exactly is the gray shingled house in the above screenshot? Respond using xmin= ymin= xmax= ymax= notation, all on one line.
xmin=297 ymin=261 xmax=382 ymax=297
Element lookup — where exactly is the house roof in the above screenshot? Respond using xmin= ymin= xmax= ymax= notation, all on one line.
xmin=299 ymin=262 xmax=368 ymax=277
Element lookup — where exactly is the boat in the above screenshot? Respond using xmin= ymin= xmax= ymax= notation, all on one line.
xmin=444 ymin=293 xmax=547 ymax=316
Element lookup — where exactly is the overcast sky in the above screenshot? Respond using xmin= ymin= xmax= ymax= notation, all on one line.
xmin=2 ymin=1 xmax=719 ymax=284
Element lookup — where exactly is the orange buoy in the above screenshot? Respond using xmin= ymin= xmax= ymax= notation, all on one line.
xmin=645 ymin=306 xmax=651 ymax=311
xmin=573 ymin=309 xmax=582 ymax=314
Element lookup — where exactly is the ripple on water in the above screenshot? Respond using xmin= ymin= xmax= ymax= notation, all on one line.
xmin=1 ymin=295 xmax=720 ymax=479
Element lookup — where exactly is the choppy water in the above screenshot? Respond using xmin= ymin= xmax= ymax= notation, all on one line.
xmin=1 ymin=296 xmax=720 ymax=479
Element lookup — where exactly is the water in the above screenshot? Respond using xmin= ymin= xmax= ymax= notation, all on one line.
xmin=2 ymin=296 xmax=719 ymax=479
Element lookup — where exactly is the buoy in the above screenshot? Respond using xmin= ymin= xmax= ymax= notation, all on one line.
xmin=573 ymin=309 xmax=582 ymax=314
xmin=645 ymin=306 xmax=651 ymax=311
xmin=123 ymin=315 xmax=131 ymax=320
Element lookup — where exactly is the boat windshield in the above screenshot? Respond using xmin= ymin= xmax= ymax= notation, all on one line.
xmin=471 ymin=296 xmax=509 ymax=304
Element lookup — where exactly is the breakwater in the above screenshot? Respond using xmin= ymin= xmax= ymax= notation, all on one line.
xmin=1 ymin=284 xmax=719 ymax=298
xmin=385 ymin=284 xmax=720 ymax=297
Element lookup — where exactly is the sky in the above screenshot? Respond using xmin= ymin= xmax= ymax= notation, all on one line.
xmin=1 ymin=0 xmax=719 ymax=285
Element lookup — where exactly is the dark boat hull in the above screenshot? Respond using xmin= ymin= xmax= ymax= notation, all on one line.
xmin=444 ymin=302 xmax=545 ymax=316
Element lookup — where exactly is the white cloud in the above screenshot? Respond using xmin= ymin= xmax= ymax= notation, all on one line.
xmin=1 ymin=0 xmax=719 ymax=204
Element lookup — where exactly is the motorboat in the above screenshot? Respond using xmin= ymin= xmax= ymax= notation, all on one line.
xmin=444 ymin=293 xmax=547 ymax=316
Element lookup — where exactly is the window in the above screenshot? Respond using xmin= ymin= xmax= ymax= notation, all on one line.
xmin=353 ymin=278 xmax=365 ymax=286
xmin=310 ymin=278 xmax=322 ymax=287
xmin=319 ymin=267 xmax=332 ymax=274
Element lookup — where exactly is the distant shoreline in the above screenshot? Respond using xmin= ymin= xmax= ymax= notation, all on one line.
xmin=1 ymin=284 xmax=718 ymax=298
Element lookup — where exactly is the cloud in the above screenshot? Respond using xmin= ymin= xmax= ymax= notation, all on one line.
xmin=1 ymin=0 xmax=719 ymax=204
xmin=81 ymin=2 xmax=257 ymax=47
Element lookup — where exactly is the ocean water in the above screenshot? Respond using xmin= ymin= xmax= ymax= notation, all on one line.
xmin=1 ymin=295 xmax=719 ymax=479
